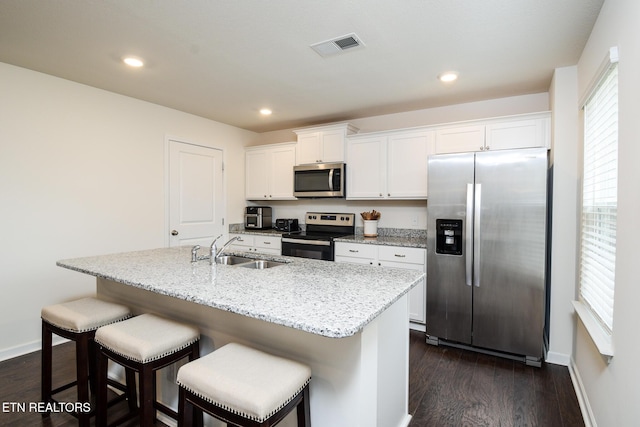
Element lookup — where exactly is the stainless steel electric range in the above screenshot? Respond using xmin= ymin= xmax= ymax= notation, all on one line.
xmin=281 ymin=212 xmax=355 ymax=261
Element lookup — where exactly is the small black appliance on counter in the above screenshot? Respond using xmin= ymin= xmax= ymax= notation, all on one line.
xmin=245 ymin=206 xmax=272 ymax=229
xmin=274 ymin=218 xmax=300 ymax=232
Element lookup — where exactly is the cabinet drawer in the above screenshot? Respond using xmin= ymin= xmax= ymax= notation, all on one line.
xmin=334 ymin=242 xmax=377 ymax=259
xmin=378 ymin=246 xmax=425 ymax=265
xmin=255 ymin=235 xmax=282 ymax=250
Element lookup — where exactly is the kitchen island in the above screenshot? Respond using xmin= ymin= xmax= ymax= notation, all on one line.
xmin=57 ymin=246 xmax=424 ymax=427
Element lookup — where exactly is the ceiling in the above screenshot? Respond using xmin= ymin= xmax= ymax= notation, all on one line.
xmin=0 ymin=0 xmax=603 ymax=133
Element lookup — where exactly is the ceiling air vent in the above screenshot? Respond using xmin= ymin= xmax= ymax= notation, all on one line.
xmin=310 ymin=33 xmax=365 ymax=57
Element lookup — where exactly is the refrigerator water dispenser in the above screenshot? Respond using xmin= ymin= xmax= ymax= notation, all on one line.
xmin=435 ymin=219 xmax=463 ymax=255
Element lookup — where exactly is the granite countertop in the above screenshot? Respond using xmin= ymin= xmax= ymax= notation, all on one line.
xmin=334 ymin=234 xmax=427 ymax=249
xmin=57 ymin=247 xmax=424 ymax=339
xmin=229 ymin=228 xmax=285 ymax=237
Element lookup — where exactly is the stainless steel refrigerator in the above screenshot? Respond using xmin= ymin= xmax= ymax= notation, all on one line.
xmin=426 ymin=147 xmax=550 ymax=366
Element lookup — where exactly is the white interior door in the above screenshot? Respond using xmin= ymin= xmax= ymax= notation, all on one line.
xmin=168 ymin=140 xmax=224 ymax=247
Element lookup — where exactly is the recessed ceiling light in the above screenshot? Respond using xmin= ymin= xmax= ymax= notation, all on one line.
xmin=438 ymin=71 xmax=458 ymax=83
xmin=123 ymin=56 xmax=144 ymax=67
xmin=259 ymin=108 xmax=272 ymax=116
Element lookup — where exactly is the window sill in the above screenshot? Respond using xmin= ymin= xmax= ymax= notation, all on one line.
xmin=572 ymin=300 xmax=614 ymax=362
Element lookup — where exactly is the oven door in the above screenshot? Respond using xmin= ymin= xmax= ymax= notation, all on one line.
xmin=282 ymin=238 xmax=334 ymax=261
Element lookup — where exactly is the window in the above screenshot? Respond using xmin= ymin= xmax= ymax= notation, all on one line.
xmin=579 ymin=51 xmax=618 ymax=336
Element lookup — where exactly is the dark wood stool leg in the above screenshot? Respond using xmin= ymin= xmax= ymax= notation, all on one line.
xmin=139 ymin=364 xmax=155 ymax=426
xmin=76 ymin=334 xmax=91 ymax=427
xmin=41 ymin=321 xmax=52 ymax=418
xmin=88 ymin=338 xmax=97 ymax=393
xmin=297 ymin=385 xmax=311 ymax=427
xmin=125 ymin=368 xmax=138 ymax=412
xmin=96 ymin=348 xmax=109 ymax=427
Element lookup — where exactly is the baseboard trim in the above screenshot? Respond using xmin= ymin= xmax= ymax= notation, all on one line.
xmin=0 ymin=336 xmax=69 ymax=362
xmin=545 ymin=350 xmax=571 ymax=366
xmin=569 ymin=358 xmax=597 ymax=427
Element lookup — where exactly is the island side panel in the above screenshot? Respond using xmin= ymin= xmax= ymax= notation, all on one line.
xmin=97 ymin=278 xmax=411 ymax=427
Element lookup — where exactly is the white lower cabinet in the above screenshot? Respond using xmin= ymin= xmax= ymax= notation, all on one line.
xmin=228 ymin=234 xmax=281 ymax=255
xmin=335 ymin=242 xmax=426 ymax=326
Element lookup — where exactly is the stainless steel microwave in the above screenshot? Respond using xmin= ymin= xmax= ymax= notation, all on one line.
xmin=293 ymin=162 xmax=346 ymax=198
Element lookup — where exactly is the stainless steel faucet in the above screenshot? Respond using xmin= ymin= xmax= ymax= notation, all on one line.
xmin=213 ymin=236 xmax=241 ymax=263
xmin=192 ymin=235 xmax=242 ymax=264
xmin=209 ymin=234 xmax=223 ymax=264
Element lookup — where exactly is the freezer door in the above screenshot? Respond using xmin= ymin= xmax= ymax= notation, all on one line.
xmin=472 ymin=148 xmax=548 ymax=357
xmin=427 ymin=152 xmax=475 ymax=344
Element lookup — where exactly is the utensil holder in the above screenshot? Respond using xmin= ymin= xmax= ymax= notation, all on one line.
xmin=363 ymin=220 xmax=378 ymax=237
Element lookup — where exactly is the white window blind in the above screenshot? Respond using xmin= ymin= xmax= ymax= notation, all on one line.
xmin=579 ymin=61 xmax=618 ymax=334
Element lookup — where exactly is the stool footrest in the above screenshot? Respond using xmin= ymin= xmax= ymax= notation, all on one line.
xmin=50 ymin=380 xmax=78 ymax=396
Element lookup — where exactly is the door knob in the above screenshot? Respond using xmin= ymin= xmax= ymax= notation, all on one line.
xmin=171 ymin=230 xmax=179 ymax=236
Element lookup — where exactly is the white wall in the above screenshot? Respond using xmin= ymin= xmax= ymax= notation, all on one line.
xmin=256 ymin=93 xmax=549 ymax=146
xmin=0 ymin=63 xmax=257 ymax=359
xmin=547 ymin=66 xmax=580 ymax=365
xmin=571 ymin=0 xmax=640 ymax=425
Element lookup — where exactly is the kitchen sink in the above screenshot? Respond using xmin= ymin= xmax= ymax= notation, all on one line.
xmin=238 ymin=260 xmax=287 ymax=269
xmin=215 ymin=255 xmax=253 ymax=265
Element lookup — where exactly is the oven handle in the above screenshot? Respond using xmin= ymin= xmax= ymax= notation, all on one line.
xmin=282 ymin=238 xmax=332 ymax=246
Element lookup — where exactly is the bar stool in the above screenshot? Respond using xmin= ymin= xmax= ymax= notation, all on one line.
xmin=177 ymin=343 xmax=311 ymax=427
xmin=95 ymin=313 xmax=200 ymax=426
xmin=41 ymin=297 xmax=132 ymax=427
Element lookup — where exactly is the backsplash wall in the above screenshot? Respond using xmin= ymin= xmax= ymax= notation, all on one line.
xmin=246 ymin=199 xmax=428 ymax=230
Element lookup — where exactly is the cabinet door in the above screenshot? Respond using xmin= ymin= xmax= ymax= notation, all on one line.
xmin=320 ymin=129 xmax=346 ymax=163
xmin=269 ymin=145 xmax=297 ymax=199
xmin=346 ymin=136 xmax=386 ymax=199
xmin=245 ymin=150 xmax=269 ymax=200
xmin=485 ymin=117 xmax=549 ymax=151
xmin=435 ymin=125 xmax=485 ymax=154
xmin=296 ymin=132 xmax=320 ymax=164
xmin=379 ymin=246 xmax=426 ymax=324
xmin=387 ymin=131 xmax=433 ymax=199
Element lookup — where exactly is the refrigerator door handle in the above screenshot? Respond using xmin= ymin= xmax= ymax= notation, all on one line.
xmin=465 ymin=183 xmax=474 ymax=286
xmin=473 ymin=183 xmax=482 ymax=287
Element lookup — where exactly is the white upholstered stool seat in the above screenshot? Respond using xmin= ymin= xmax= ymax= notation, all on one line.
xmin=95 ymin=313 xmax=200 ymax=427
xmin=42 ymin=297 xmax=131 ymax=333
xmin=95 ymin=313 xmax=200 ymax=363
xmin=177 ymin=343 xmax=311 ymax=427
xmin=41 ymin=297 xmax=132 ymax=427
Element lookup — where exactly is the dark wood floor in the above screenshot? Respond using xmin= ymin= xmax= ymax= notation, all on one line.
xmin=0 ymin=331 xmax=583 ymax=426
xmin=408 ymin=331 xmax=584 ymax=427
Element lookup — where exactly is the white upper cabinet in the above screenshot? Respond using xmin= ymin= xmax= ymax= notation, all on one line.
xmin=347 ymin=130 xmax=434 ymax=200
xmin=434 ymin=125 xmax=485 ymax=154
xmin=294 ymin=123 xmax=359 ymax=165
xmin=245 ymin=142 xmax=297 ymax=200
xmin=346 ymin=135 xmax=386 ymax=199
xmin=387 ymin=131 xmax=433 ymax=198
xmin=435 ymin=113 xmax=550 ymax=154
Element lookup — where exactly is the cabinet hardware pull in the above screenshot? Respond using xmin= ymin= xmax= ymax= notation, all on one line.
xmin=349 ymin=249 xmax=359 ymax=253
xmin=264 ymin=241 xmax=271 ymax=244
xmin=394 ymin=254 xmax=406 ymax=258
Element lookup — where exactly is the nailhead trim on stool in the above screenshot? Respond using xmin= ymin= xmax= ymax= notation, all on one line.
xmin=95 ymin=313 xmax=200 ymax=427
xmin=41 ymin=297 xmax=132 ymax=427
xmin=177 ymin=343 xmax=311 ymax=427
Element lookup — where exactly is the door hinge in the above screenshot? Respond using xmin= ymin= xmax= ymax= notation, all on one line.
xmin=222 ymin=161 xmax=225 ymax=172
xmin=222 ymin=218 xmax=225 ymax=226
